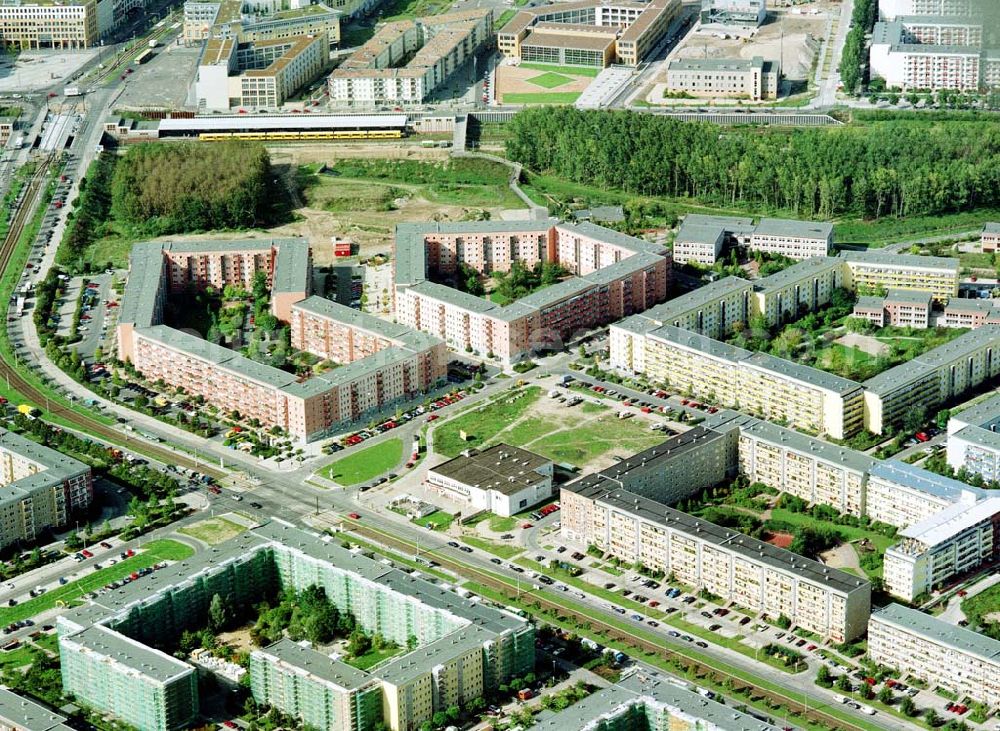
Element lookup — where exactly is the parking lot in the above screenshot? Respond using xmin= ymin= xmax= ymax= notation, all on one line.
xmin=0 ymin=50 xmax=98 ymax=93
xmin=114 ymin=39 xmax=201 ymax=110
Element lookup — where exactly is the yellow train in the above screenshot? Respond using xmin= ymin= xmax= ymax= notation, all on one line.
xmin=198 ymin=129 xmax=404 ymax=141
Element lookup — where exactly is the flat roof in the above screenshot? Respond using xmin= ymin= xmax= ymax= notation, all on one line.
xmin=594 ymin=426 xmax=727 ymax=484
xmin=639 ymin=276 xmax=753 ymax=325
xmin=869 ymin=460 xmax=984 ymax=502
xmin=565 ymin=480 xmax=868 ymax=596
xmin=752 ymin=217 xmax=833 ymax=241
xmin=944 ymin=298 xmax=993 ymax=312
xmin=62 ymin=625 xmax=194 ymax=685
xmin=648 ymin=324 xmax=753 ymax=361
xmin=983 ymin=223 xmax=1000 ymax=234
xmin=754 ymin=256 xmax=841 ymax=292
xmin=429 ymin=443 xmax=551 ymax=495
xmin=840 ymin=250 xmax=959 ymax=271
xmin=884 ymin=288 xmax=932 ymax=306
xmin=951 ymin=392 xmax=1000 ymax=428
xmin=556 ymin=221 xmax=664 ymax=255
xmin=734 ymin=416 xmax=875 ymax=474
xmin=253 ymin=639 xmax=374 ymax=690
xmin=853 ymin=296 xmax=885 ymax=311
xmin=0 ymin=688 xmax=72 ymax=731
xmin=521 ymin=29 xmax=616 ymax=51
xmin=899 ymin=496 xmax=1000 ymax=547
xmin=742 ymin=351 xmax=862 ymax=396
xmin=157 ymin=114 xmax=408 ymax=133
xmin=669 ymin=56 xmax=767 ymax=72
xmin=872 ymin=603 xmax=1000 ymax=665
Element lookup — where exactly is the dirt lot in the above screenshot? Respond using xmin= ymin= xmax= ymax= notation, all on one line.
xmin=496 ymin=64 xmax=593 ymax=102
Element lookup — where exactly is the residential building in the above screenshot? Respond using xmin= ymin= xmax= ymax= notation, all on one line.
xmin=862 ymin=325 xmax=1000 ymax=434
xmin=59 ymin=521 xmax=534 ymax=731
xmin=195 ymin=32 xmax=328 ymax=111
xmin=942 ymin=298 xmax=1000 ymax=329
xmin=117 ymin=241 xmax=446 ymax=442
xmin=534 ymin=669 xmax=782 ymax=731
xmin=395 ymin=220 xmax=669 ymax=365
xmin=561 ymin=479 xmax=871 ymax=641
xmin=850 ymin=289 xmax=932 ymax=329
xmin=841 ymin=251 xmax=959 ymax=303
xmin=665 ymin=56 xmax=780 ymax=101
xmin=328 ymin=10 xmax=493 ymax=106
xmin=671 ymin=214 xmax=754 ymax=266
xmin=184 ymin=0 xmax=345 ymax=47
xmin=870 ymin=19 xmax=984 ymax=91
xmin=750 ymin=218 xmax=832 ymax=261
xmin=426 ymin=444 xmax=554 ymax=516
xmin=700 ymin=0 xmax=766 ymax=27
xmin=0 ymin=0 xmax=100 ymax=49
xmin=883 ymin=497 xmax=1000 ymax=601
xmin=895 ymin=14 xmax=982 ymax=45
xmin=751 ymin=256 xmax=844 ymax=326
xmin=878 ymin=0 xmax=974 ymax=21
xmin=0 ymin=428 xmax=92 ymax=549
xmin=864 ymin=460 xmax=985 ymax=529
xmin=497 ymin=0 xmax=679 ymax=68
xmin=868 ymin=603 xmax=1000 ymax=709
xmin=0 ymin=688 xmax=74 ymax=731
xmin=982 ymin=223 xmax=1000 ymax=253
xmin=946 ymin=393 xmax=1000 ymax=482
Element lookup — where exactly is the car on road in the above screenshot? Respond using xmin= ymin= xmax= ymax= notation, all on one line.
xmin=490 ymin=558 xmax=502 ymax=565
xmin=99 ymin=541 xmax=112 ymax=549
xmin=447 ymin=541 xmax=459 ymax=548
xmin=459 ymin=546 xmax=473 ymax=553
xmin=81 ymin=549 xmax=93 ymax=558
xmin=348 ymin=513 xmax=361 ymax=519
xmin=249 ymin=502 xmax=262 ymax=509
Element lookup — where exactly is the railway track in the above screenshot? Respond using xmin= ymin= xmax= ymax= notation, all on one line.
xmin=0 ymin=157 xmax=226 ymax=480
xmin=348 ymin=522 xmax=875 ymax=731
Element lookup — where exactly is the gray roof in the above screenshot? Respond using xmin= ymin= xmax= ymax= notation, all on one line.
xmin=648 ymin=324 xmax=753 ymax=361
xmin=871 ymin=20 xmax=981 ymax=54
xmin=406 ymin=280 xmax=500 ymax=313
xmin=555 ymin=221 xmax=664 ymax=256
xmin=157 ymin=114 xmax=408 ymax=133
xmin=429 ymin=443 xmax=551 ymax=494
xmin=0 ymin=428 xmax=90 ymax=509
xmin=868 ymin=460 xmax=984 ymax=502
xmin=983 ymin=223 xmax=1000 ymax=235
xmin=951 ymin=424 xmax=1000 ymax=453
xmin=754 ymin=256 xmax=841 ymax=292
xmin=884 ymin=288 xmax=932 ymax=306
xmin=594 ymin=426 xmax=728 ymax=483
xmin=565 ymin=479 xmax=869 ymax=596
xmin=516 ymin=277 xmax=593 ymax=310
xmin=944 ymin=298 xmax=993 ymax=313
xmin=853 ymin=296 xmax=885 ymax=311
xmin=742 ymin=352 xmax=862 ymax=396
xmin=293 ymin=296 xmax=409 ymax=342
xmin=61 ymin=625 xmax=194 ymax=685
xmin=872 ymin=603 xmax=1000 ymax=665
xmin=951 ymin=392 xmax=1000 ymax=429
xmin=272 ymin=238 xmax=311 ymax=293
xmin=534 ymin=669 xmax=782 ymax=731
xmin=896 ymin=14 xmax=982 ymax=27
xmin=582 ymin=251 xmax=663 ymax=287
xmin=674 ymin=223 xmax=725 ymax=247
xmin=734 ymin=415 xmax=875 ymax=474
xmin=752 ymin=217 xmax=833 ymax=241
xmin=840 ymin=250 xmax=959 ymax=271
xmin=675 ymin=214 xmax=755 ymax=247
xmin=0 ymin=688 xmax=73 ymax=731
xmin=376 ymin=624 xmax=496 ymax=685
xmin=118 ymin=242 xmax=164 ymax=329
xmin=668 ymin=55 xmax=768 ymax=72
xmin=640 ymin=277 xmax=753 ymax=325
xmin=253 ymin=639 xmax=374 ymax=690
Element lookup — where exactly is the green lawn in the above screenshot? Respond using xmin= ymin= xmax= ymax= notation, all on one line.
xmin=433 ymin=387 xmax=541 ymax=457
xmin=343 ymin=644 xmax=404 ymax=670
xmin=178 ymin=516 xmax=247 ymax=545
xmin=527 ymin=415 xmax=664 ymax=468
xmin=319 ymin=439 xmax=403 ymax=486
xmin=461 ymin=536 xmax=524 ymax=559
xmin=834 ymin=208 xmax=1000 ymax=247
xmin=0 ymin=540 xmax=194 ymax=625
xmin=489 ymin=514 xmax=519 ymax=532
xmin=503 ymin=92 xmax=581 ymax=105
xmin=961 ymin=583 xmax=1000 ymax=636
xmin=768 ymin=508 xmax=897 ymax=554
xmin=526 ymin=72 xmax=573 ymax=89
xmin=0 ymin=645 xmax=45 ymax=670
xmin=32 ymin=632 xmax=59 ymax=654
xmin=520 ymin=62 xmax=601 ymax=77
xmin=413 ymin=511 xmax=454 ymax=531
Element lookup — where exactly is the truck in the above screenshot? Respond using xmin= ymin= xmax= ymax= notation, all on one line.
xmin=63 ymin=86 xmax=81 ymax=97
xmin=333 ymin=241 xmax=353 ymax=257
xmin=148 ymin=38 xmax=159 ymax=48
xmin=11 ymin=135 xmax=23 ymax=150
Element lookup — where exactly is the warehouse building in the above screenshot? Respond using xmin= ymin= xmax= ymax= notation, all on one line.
xmin=394 ymin=219 xmax=670 ymax=365
xmin=665 ymin=56 xmax=780 ymax=101
xmin=59 ymin=521 xmax=534 ymax=731
xmin=868 ymin=603 xmax=1000 ymax=709
xmin=0 ymin=428 xmax=93 ymax=549
xmin=426 ymin=444 xmax=554 ymax=516
xmin=561 ymin=479 xmax=871 ymax=642
xmin=497 ymin=0 xmax=679 ymax=68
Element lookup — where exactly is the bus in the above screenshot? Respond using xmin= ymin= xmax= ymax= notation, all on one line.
xmin=134 ymin=49 xmax=154 ymax=65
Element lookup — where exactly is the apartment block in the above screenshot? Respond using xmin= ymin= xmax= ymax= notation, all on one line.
xmin=0 ymin=0 xmax=99 ymax=49
xmin=0 ymin=428 xmax=92 ymax=549
xmin=850 ymin=289 xmax=932 ymax=329
xmin=883 ymin=497 xmax=1000 ymax=601
xmin=982 ymin=223 xmax=1000 ymax=253
xmin=868 ymin=603 xmax=1000 ymax=709
xmin=879 ymin=0 xmax=974 ymax=19
xmin=59 ymin=521 xmax=534 ymax=731
xmin=946 ymin=393 xmax=1000 ymax=482
xmin=896 ymin=14 xmax=982 ymax=45
xmin=864 ymin=460 xmax=985 ymax=529
xmin=329 ymin=10 xmax=492 ymax=106
xmin=184 ymin=0 xmax=341 ymax=46
xmin=0 ymin=688 xmax=74 ymax=731
xmin=751 ymin=256 xmax=844 ymax=327
xmin=395 ymin=220 xmax=669 ymax=365
xmin=750 ymin=218 xmax=832 ymax=261
xmin=840 ymin=251 xmax=959 ymax=303
xmin=722 ymin=413 xmax=875 ymax=518
xmin=700 ymin=0 xmax=766 ymax=27
xmin=672 ymin=214 xmax=754 ymax=266
xmin=943 ymin=298 xmax=1000 ymax=329
xmin=862 ymin=325 xmax=1000 ymax=434
xmin=426 ymin=443 xmax=554 ymax=517
xmin=118 ymin=240 xmax=445 ymax=442
xmin=870 ymin=19 xmax=984 ymax=91
xmin=497 ymin=0 xmax=678 ymax=68
xmin=535 ymin=669 xmax=782 ymax=731
xmin=665 ymin=56 xmax=779 ymax=101
xmin=561 ymin=480 xmax=871 ymax=641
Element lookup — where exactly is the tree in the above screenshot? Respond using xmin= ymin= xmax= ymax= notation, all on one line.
xmin=431 ymin=711 xmax=448 ymax=728
xmin=925 ymin=708 xmax=940 ymax=727
xmin=445 ymin=705 xmax=460 ymax=722
xmin=348 ymin=630 xmax=371 ymax=657
xmin=816 ymin=665 xmax=833 ymax=687
xmin=836 ymin=674 xmax=853 ymax=693
xmin=899 ymin=696 xmax=916 ymax=717
xmin=467 ymin=696 xmax=486 ymax=715
xmin=878 ymin=685 xmax=893 ymax=704
xmin=208 ymin=593 xmax=228 ymax=633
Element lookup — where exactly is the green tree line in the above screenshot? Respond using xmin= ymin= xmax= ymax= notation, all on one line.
xmin=504 ymin=108 xmax=1000 ymax=224
xmin=837 ymin=0 xmax=877 ymax=93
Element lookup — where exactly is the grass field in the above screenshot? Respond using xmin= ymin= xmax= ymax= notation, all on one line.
xmin=0 ymin=540 xmax=193 ymax=625
xmin=526 ymin=72 xmax=574 ymax=89
xmin=461 ymin=536 xmax=524 ymax=559
xmin=520 ymin=63 xmax=601 ymax=77
xmin=413 ymin=511 xmax=454 ymax=531
xmin=528 ymin=416 xmax=663 ymax=466
xmin=961 ymin=583 xmax=1000 ymax=636
xmin=815 ymin=343 xmax=874 ymax=371
xmin=343 ymin=644 xmax=404 ymax=670
xmin=503 ymin=92 xmax=581 ymax=105
xmin=0 ymin=645 xmax=44 ymax=670
xmin=433 ymin=387 xmax=542 ymax=457
xmin=489 ymin=514 xmax=519 ymax=532
xmin=319 ymin=439 xmax=403 ymax=486
xmin=834 ymin=208 xmax=1000 ymax=247
xmin=179 ymin=516 xmax=247 ymax=545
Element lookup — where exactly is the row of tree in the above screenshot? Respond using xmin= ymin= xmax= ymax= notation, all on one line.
xmin=504 ymin=108 xmax=1000 ymax=223
xmin=837 ymin=0 xmax=877 ymax=93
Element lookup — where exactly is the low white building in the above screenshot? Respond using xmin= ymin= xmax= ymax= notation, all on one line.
xmin=426 ymin=443 xmax=554 ymax=517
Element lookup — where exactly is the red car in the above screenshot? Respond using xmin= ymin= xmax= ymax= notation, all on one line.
xmin=521 ymin=522 xmax=533 ymax=529
xmin=125 ymin=549 xmax=135 ymax=557
xmin=915 ymin=432 xmax=930 ymax=443
xmin=348 ymin=513 xmax=361 ymax=520
xmin=81 ymin=549 xmax=94 ymax=558
xmin=427 ymin=414 xmax=439 ymax=421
